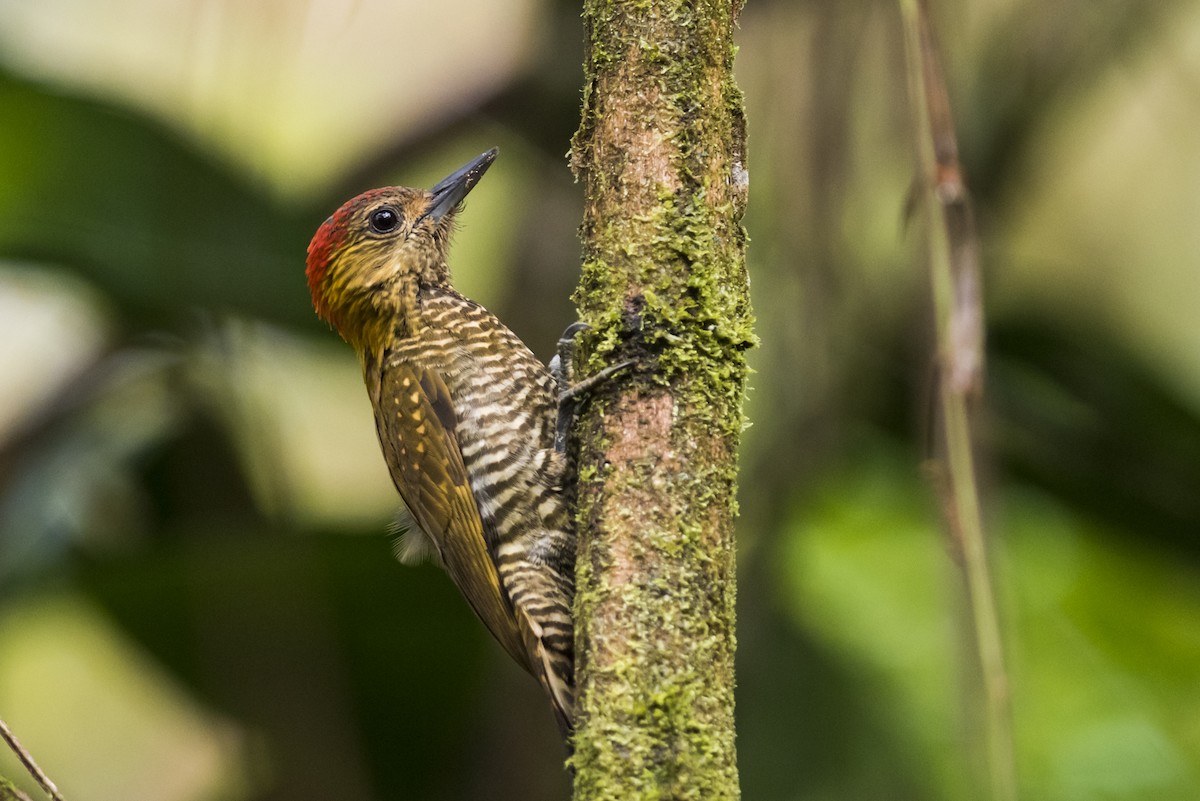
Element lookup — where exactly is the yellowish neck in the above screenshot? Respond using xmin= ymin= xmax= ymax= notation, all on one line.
xmin=331 ymin=280 xmax=416 ymax=358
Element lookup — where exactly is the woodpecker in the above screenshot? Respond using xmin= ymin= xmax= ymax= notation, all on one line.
xmin=306 ymin=149 xmax=578 ymax=737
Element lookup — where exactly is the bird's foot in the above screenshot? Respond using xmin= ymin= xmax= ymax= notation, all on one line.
xmin=552 ymin=322 xmax=632 ymax=453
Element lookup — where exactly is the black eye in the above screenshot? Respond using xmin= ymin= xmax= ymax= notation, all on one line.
xmin=368 ymin=207 xmax=401 ymax=234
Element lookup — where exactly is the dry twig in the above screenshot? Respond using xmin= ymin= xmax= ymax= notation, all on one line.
xmin=0 ymin=719 xmax=65 ymax=801
xmin=898 ymin=2 xmax=1017 ymax=800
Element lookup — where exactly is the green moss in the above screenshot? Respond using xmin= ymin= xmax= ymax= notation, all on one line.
xmin=568 ymin=0 xmax=749 ymax=798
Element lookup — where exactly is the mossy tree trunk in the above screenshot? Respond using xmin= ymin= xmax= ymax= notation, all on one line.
xmin=567 ymin=0 xmax=751 ymax=798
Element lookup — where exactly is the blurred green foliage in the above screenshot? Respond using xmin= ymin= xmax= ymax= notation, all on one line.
xmin=1 ymin=0 xmax=1199 ymax=799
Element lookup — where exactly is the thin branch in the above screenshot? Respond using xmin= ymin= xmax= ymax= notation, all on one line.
xmin=0 ymin=776 xmax=36 ymax=801
xmin=0 ymin=719 xmax=65 ymax=801
xmin=898 ymin=2 xmax=1017 ymax=801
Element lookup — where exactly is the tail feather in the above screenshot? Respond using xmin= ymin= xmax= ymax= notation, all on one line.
xmin=538 ymin=640 xmax=575 ymax=740
xmin=515 ymin=607 xmax=575 ymax=743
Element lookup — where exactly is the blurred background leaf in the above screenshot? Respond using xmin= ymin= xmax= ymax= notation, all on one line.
xmin=1 ymin=0 xmax=1198 ymax=799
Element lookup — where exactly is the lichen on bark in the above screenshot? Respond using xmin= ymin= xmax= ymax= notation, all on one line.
xmin=567 ymin=0 xmax=751 ymax=798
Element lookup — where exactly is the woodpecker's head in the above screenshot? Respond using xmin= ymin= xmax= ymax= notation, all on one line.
xmin=306 ymin=148 xmax=497 ymax=346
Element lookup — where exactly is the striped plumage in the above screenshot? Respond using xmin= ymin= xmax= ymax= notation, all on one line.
xmin=305 ymin=149 xmax=575 ymax=736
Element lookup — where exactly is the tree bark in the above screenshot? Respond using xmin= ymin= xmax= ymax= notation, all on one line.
xmin=568 ymin=1 xmax=751 ymax=798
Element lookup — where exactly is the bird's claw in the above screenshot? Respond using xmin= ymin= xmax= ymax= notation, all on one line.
xmin=552 ymin=322 xmax=632 ymax=453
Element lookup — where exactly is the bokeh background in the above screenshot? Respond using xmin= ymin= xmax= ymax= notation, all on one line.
xmin=2 ymin=0 xmax=1199 ymax=799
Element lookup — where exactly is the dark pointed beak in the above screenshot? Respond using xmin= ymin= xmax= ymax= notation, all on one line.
xmin=418 ymin=147 xmax=498 ymax=224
